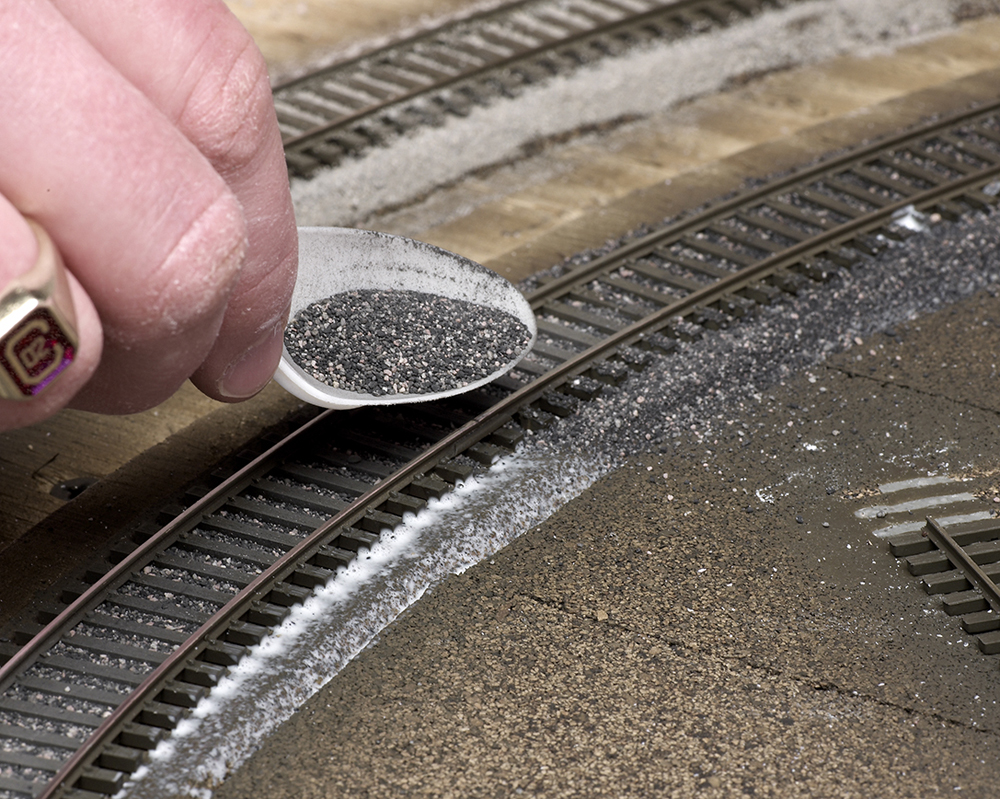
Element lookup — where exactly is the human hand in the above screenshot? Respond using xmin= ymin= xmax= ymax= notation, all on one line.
xmin=0 ymin=0 xmax=297 ymax=431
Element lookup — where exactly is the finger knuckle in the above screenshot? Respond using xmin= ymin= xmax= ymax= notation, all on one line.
xmin=180 ymin=35 xmax=278 ymax=174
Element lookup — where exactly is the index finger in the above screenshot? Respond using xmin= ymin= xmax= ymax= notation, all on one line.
xmin=53 ymin=0 xmax=299 ymax=401
xmin=0 ymin=1 xmax=251 ymax=414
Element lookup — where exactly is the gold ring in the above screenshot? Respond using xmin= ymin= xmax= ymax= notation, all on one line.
xmin=0 ymin=219 xmax=79 ymax=400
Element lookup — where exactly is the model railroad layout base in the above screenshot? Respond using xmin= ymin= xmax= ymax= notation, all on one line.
xmin=5 ymin=13 xmax=1000 ymax=799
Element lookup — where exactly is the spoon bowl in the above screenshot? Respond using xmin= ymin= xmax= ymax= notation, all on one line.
xmin=274 ymin=227 xmax=536 ymax=409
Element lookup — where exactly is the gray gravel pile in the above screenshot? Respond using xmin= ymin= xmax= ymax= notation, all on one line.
xmin=526 ymin=207 xmax=1000 ymax=474
xmin=284 ymin=289 xmax=532 ymax=396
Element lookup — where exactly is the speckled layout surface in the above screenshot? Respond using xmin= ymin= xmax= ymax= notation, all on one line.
xmin=206 ymin=185 xmax=1000 ymax=799
xmin=104 ymin=3 xmax=1000 ymax=793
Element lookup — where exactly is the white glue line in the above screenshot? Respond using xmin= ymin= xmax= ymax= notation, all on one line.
xmin=872 ymin=511 xmax=994 ymax=539
xmin=119 ymin=447 xmax=606 ymax=799
xmin=855 ymin=492 xmax=977 ymax=520
xmin=877 ymin=475 xmax=959 ymax=494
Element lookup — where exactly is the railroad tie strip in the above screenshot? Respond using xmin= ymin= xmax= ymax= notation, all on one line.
xmin=276 ymin=0 xmax=800 ymax=177
xmin=888 ymin=516 xmax=1000 ymax=659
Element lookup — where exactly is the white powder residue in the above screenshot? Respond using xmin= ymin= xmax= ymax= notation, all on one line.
xmin=292 ymin=0 xmax=957 ymax=228
xmin=119 ymin=446 xmax=605 ymax=798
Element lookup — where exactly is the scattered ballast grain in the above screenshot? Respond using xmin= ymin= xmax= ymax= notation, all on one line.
xmin=285 ymin=289 xmax=531 ymax=396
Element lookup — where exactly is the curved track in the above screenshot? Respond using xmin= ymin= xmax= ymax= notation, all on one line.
xmin=2 ymin=96 xmax=1000 ymax=798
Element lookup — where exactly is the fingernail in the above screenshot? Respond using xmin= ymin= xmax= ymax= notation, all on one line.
xmin=215 ymin=320 xmax=285 ymax=400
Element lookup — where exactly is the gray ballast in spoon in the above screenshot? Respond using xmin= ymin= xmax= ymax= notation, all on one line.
xmin=274 ymin=227 xmax=536 ymax=409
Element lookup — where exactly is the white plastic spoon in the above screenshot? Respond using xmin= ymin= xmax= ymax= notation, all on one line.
xmin=274 ymin=227 xmax=536 ymax=409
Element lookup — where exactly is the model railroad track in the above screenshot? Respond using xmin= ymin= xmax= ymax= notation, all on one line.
xmin=4 ymin=95 xmax=1000 ymax=799
xmin=276 ymin=0 xmax=798 ymax=177
xmin=888 ymin=516 xmax=1000 ymax=658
